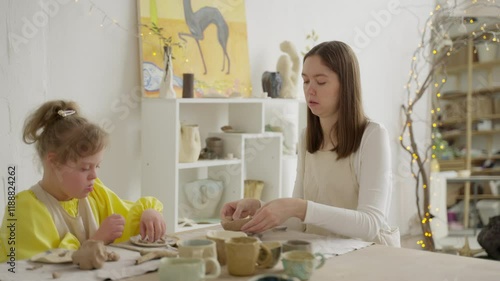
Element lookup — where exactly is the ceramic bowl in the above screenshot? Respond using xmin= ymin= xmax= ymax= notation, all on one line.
xmin=206 ymin=230 xmax=248 ymax=240
xmin=220 ymin=217 xmax=252 ymax=231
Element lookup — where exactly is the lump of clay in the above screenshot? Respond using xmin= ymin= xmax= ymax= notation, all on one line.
xmin=72 ymin=240 xmax=120 ymax=269
xmin=107 ymin=251 xmax=120 ymax=261
xmin=221 ymin=216 xmax=252 ymax=231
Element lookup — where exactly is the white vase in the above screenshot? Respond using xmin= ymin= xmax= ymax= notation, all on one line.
xmin=179 ymin=124 xmax=201 ymax=163
xmin=159 ymin=46 xmax=176 ymax=99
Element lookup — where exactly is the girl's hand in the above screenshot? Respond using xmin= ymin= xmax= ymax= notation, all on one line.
xmin=220 ymin=198 xmax=261 ymax=221
xmin=92 ymin=214 xmax=125 ymax=244
xmin=140 ymin=209 xmax=166 ymax=242
xmin=241 ymin=198 xmax=307 ymax=233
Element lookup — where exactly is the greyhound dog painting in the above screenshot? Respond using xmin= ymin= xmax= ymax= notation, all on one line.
xmin=179 ymin=0 xmax=230 ymax=75
xmin=139 ymin=0 xmax=251 ymax=98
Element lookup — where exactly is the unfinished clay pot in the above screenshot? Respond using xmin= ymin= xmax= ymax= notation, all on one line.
xmin=221 ymin=217 xmax=252 ymax=231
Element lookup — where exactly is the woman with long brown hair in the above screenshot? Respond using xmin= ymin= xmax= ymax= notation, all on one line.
xmin=221 ymin=41 xmax=398 ymax=246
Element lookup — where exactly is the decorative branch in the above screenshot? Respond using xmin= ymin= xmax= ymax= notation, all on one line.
xmin=301 ymin=30 xmax=319 ymax=56
xmin=141 ymin=22 xmax=183 ymax=58
xmin=400 ymin=1 xmax=500 ymax=251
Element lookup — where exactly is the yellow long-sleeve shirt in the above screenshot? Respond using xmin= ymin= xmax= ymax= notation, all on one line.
xmin=0 ymin=178 xmax=163 ymax=262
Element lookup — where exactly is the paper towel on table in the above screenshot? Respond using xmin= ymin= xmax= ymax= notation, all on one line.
xmin=260 ymin=229 xmax=373 ymax=258
xmin=0 ymin=247 xmax=160 ymax=281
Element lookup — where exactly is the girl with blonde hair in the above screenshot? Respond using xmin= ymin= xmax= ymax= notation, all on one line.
xmin=0 ymin=100 xmax=166 ymax=261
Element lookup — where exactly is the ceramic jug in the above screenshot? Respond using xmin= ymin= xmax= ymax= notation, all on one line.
xmin=179 ymin=124 xmax=201 ymax=163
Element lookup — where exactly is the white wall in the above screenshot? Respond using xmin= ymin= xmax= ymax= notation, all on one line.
xmin=0 ymin=0 xmax=433 ymax=233
xmin=0 ymin=0 xmax=143 ymax=212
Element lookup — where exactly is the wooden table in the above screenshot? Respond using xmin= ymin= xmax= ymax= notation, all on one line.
xmin=124 ymin=245 xmax=499 ymax=281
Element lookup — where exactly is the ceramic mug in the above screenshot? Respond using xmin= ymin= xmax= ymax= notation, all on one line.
xmin=205 ymin=137 xmax=223 ymax=159
xmin=225 ymin=236 xmax=273 ymax=276
xmin=177 ymin=239 xmax=217 ymax=259
xmin=158 ymin=257 xmax=220 ymax=281
xmin=206 ymin=230 xmax=247 ymax=265
xmin=177 ymin=239 xmax=218 ymax=274
xmin=260 ymin=241 xmax=282 ymax=269
xmin=282 ymin=240 xmax=312 ymax=253
xmin=282 ymin=250 xmax=325 ymax=281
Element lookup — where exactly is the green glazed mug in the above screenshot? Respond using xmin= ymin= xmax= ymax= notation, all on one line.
xmin=281 ymin=250 xmax=325 ymax=281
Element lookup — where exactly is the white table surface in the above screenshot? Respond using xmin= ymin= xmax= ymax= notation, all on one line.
xmin=124 ymin=244 xmax=499 ymax=281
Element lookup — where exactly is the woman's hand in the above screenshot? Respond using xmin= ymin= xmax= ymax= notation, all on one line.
xmin=220 ymin=198 xmax=261 ymax=220
xmin=241 ymin=198 xmax=307 ymax=233
xmin=140 ymin=209 xmax=166 ymax=242
xmin=92 ymin=214 xmax=125 ymax=244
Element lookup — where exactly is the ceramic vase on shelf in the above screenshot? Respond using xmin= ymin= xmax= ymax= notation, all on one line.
xmin=244 ymin=180 xmax=264 ymax=200
xmin=262 ymin=71 xmax=282 ymax=98
xmin=159 ymin=46 xmax=176 ymax=99
xmin=179 ymin=124 xmax=201 ymax=163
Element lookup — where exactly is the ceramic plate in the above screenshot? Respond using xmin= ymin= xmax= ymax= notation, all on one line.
xmin=130 ymin=234 xmax=178 ymax=247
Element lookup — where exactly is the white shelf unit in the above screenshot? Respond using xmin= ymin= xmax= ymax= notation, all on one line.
xmin=264 ymin=98 xmax=307 ymax=197
xmin=141 ymin=98 xmax=290 ymax=233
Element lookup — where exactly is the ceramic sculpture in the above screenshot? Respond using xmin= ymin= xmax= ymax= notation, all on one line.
xmin=276 ymin=41 xmax=300 ymax=99
xmin=182 ymin=179 xmax=224 ymax=219
xmin=262 ymin=71 xmax=282 ymax=98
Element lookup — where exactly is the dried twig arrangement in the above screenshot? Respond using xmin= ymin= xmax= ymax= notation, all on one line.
xmin=400 ymin=1 xmax=500 ymax=251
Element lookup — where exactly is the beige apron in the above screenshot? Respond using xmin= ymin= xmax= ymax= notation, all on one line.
xmin=303 ymin=150 xmax=358 ymax=237
xmin=31 ymin=183 xmax=98 ymax=244
xmin=302 ymin=150 xmax=401 ymax=247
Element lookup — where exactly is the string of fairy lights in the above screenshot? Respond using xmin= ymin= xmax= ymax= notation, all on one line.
xmin=72 ymin=0 xmax=129 ymax=31
xmin=400 ymin=0 xmax=500 ymax=251
xmin=72 ymin=0 xmax=177 ymax=57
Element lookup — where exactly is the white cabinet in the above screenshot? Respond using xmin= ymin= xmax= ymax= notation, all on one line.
xmin=141 ymin=98 xmax=306 ymax=233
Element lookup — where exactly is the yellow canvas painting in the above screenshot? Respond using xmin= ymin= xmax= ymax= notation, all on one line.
xmin=139 ymin=0 xmax=252 ymax=98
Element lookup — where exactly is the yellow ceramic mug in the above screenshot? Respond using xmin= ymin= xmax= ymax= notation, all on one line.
xmin=206 ymin=230 xmax=247 ymax=265
xmin=225 ymin=236 xmax=272 ymax=276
